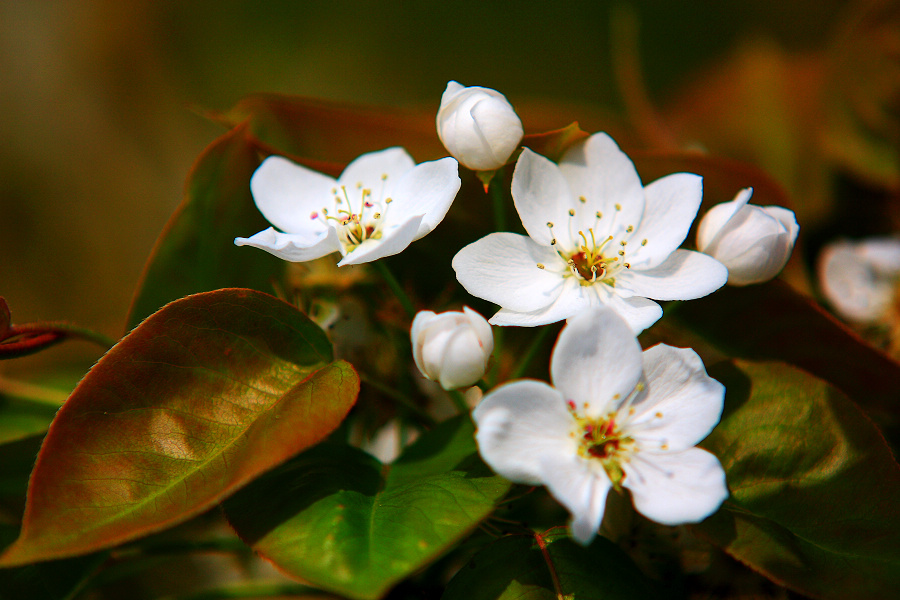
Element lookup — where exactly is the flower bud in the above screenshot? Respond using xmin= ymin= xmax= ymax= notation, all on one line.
xmin=817 ymin=237 xmax=900 ymax=323
xmin=411 ymin=307 xmax=493 ymax=390
xmin=436 ymin=81 xmax=523 ymax=171
xmin=697 ymin=188 xmax=799 ymax=286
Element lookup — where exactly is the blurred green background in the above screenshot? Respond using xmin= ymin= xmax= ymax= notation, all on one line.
xmin=1 ymin=0 xmax=892 ymax=370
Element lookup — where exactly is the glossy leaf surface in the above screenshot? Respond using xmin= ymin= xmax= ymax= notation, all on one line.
xmin=0 ymin=289 xmax=358 ymax=566
xmin=697 ymin=360 xmax=900 ymax=600
xmin=126 ymin=124 xmax=284 ymax=330
xmin=443 ymin=529 xmax=660 ymax=600
xmin=225 ymin=415 xmax=510 ymax=600
xmin=670 ymin=281 xmax=900 ymax=418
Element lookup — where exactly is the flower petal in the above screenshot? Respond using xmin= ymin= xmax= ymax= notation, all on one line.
xmin=602 ymin=294 xmax=664 ymax=334
xmin=622 ymin=447 xmax=728 ymax=525
xmin=250 ymin=156 xmax=337 ymax=233
xmin=551 ymin=308 xmax=643 ymax=418
xmin=337 ymin=214 xmax=424 ymax=266
xmin=557 ymin=133 xmax=645 ymax=240
xmin=818 ymin=240 xmax=896 ymax=322
xmin=382 ymin=157 xmax=461 ymax=239
xmin=627 ymin=344 xmax=724 ymax=451
xmin=539 ymin=451 xmax=612 ymax=546
xmin=337 ymin=147 xmax=415 ymax=189
xmin=626 ymin=173 xmax=703 ymax=269
xmin=511 ymin=148 xmax=575 ymax=246
xmin=617 ymin=249 xmax=727 ymax=301
xmin=234 ymin=227 xmax=341 ymax=262
xmin=696 ymin=187 xmax=753 ymax=252
xmin=453 ymin=233 xmax=569 ymax=313
xmin=487 ymin=279 xmax=588 ymax=327
xmin=473 ymin=380 xmax=574 ymax=485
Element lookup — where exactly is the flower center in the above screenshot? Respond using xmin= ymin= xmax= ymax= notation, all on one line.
xmin=567 ymin=401 xmax=635 ymax=487
xmin=310 ymin=176 xmax=393 ymax=254
xmin=541 ymin=205 xmax=640 ymax=287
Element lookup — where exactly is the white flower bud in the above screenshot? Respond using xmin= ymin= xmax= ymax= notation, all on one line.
xmin=436 ymin=81 xmax=523 ymax=172
xmin=817 ymin=237 xmax=900 ymax=323
xmin=411 ymin=307 xmax=493 ymax=390
xmin=697 ymin=188 xmax=799 ymax=286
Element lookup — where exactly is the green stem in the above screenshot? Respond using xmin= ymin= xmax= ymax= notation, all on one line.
xmin=448 ymin=389 xmax=470 ymax=414
xmin=359 ymin=372 xmax=436 ymax=427
xmin=372 ymin=260 xmax=417 ymax=319
xmin=489 ymin=170 xmax=508 ymax=232
xmin=510 ymin=325 xmax=554 ymax=380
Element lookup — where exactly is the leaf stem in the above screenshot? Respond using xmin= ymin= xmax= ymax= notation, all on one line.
xmin=372 ymin=260 xmax=417 ymax=319
xmin=535 ymin=531 xmax=565 ymax=600
xmin=510 ymin=325 xmax=554 ymax=380
xmin=489 ymin=170 xmax=508 ymax=232
xmin=448 ymin=389 xmax=470 ymax=414
xmin=359 ymin=372 xmax=436 ymax=427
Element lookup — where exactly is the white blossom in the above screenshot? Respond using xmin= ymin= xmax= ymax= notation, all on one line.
xmin=453 ymin=133 xmax=727 ymax=332
xmin=818 ymin=237 xmax=900 ymax=323
xmin=697 ymin=188 xmax=799 ymax=286
xmin=411 ymin=307 xmax=493 ymax=390
xmin=235 ymin=148 xmax=460 ymax=266
xmin=436 ymin=82 xmax=523 ymax=172
xmin=473 ymin=307 xmax=728 ymax=545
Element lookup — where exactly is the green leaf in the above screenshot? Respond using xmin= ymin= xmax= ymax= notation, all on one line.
xmin=126 ymin=123 xmax=285 ymax=331
xmin=443 ymin=529 xmax=660 ymax=600
xmin=224 ymin=415 xmax=511 ymax=600
xmin=0 ymin=397 xmax=58 ymax=446
xmin=696 ymin=360 xmax=900 ymax=600
xmin=0 ymin=289 xmax=359 ymax=567
xmin=668 ymin=281 xmax=900 ymax=420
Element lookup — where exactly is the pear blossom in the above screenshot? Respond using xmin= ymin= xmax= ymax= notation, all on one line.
xmin=235 ymin=148 xmax=460 ymax=266
xmin=473 ymin=308 xmax=728 ymax=546
xmin=437 ymin=81 xmax=523 ymax=172
xmin=452 ymin=133 xmax=728 ymax=332
xmin=818 ymin=237 xmax=900 ymax=323
xmin=697 ymin=188 xmax=799 ymax=286
xmin=411 ymin=307 xmax=493 ymax=390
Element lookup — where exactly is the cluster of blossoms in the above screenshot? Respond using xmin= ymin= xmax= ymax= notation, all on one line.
xmin=235 ymin=82 xmax=799 ymax=545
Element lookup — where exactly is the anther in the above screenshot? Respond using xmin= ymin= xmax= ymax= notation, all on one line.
xmin=596 ymin=211 xmax=602 ymax=219
xmin=624 ymin=263 xmax=630 ymax=268
xmin=385 ymin=198 xmax=393 ymax=204
xmin=373 ymin=213 xmax=381 ymax=219
xmin=310 ymin=211 xmax=318 ymax=219
xmin=536 ymin=263 xmax=545 ymax=269
xmin=618 ymin=250 xmax=625 ymax=256
xmin=568 ymin=209 xmax=576 ymax=216
xmin=547 ymin=221 xmax=554 ymax=228
xmin=615 ymin=203 xmax=622 ymax=211
xmin=381 ymin=174 xmax=388 ymax=180
xmin=626 ymin=225 xmax=634 ymax=233
xmin=579 ymin=195 xmax=587 ymax=203
xmin=620 ymin=240 xmax=627 ymax=246
xmin=655 ymin=412 xmax=663 ymax=418
xmin=641 ymin=239 xmax=648 ymax=246
xmin=550 ymin=238 xmax=557 ymax=245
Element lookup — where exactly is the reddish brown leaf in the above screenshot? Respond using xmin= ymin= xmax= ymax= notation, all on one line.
xmin=0 ymin=289 xmax=358 ymax=566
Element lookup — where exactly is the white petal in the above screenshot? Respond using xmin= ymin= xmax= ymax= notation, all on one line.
xmin=250 ymin=156 xmax=337 ymax=233
xmin=696 ymin=188 xmax=753 ymax=252
xmin=512 ymin=148 xmax=575 ymax=245
xmin=337 ymin=147 xmax=415 ymax=189
xmin=818 ymin=240 xmax=895 ymax=322
xmin=539 ymin=451 xmax=612 ymax=546
xmin=463 ymin=306 xmax=494 ymax=355
xmin=453 ymin=233 xmax=569 ymax=313
xmin=627 ymin=344 xmax=724 ymax=450
xmin=410 ymin=310 xmax=437 ymax=378
xmin=337 ymin=214 xmax=424 ymax=266
xmin=557 ymin=133 xmax=645 ymax=241
xmin=602 ymin=294 xmax=664 ymax=334
xmin=857 ymin=237 xmax=900 ymax=275
xmin=473 ymin=380 xmax=575 ymax=485
xmin=551 ymin=308 xmax=643 ymax=418
xmin=234 ymin=227 xmax=341 ymax=262
xmin=383 ymin=157 xmax=460 ymax=238
xmin=488 ymin=277 xmax=588 ymax=326
xmin=617 ymin=249 xmax=727 ymax=301
xmin=622 ymin=447 xmax=728 ymax=525
xmin=626 ymin=173 xmax=703 ymax=269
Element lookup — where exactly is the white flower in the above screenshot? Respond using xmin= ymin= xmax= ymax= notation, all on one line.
xmin=473 ymin=308 xmax=728 ymax=546
xmin=452 ymin=133 xmax=728 ymax=332
xmin=436 ymin=81 xmax=524 ymax=172
xmin=697 ymin=188 xmax=799 ymax=286
xmin=411 ymin=307 xmax=493 ymax=390
xmin=818 ymin=237 xmax=900 ymax=323
xmin=235 ymin=148 xmax=460 ymax=266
